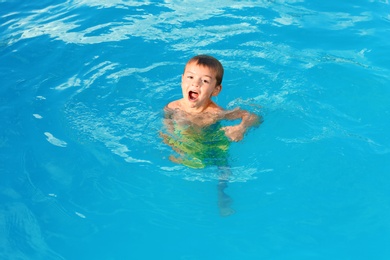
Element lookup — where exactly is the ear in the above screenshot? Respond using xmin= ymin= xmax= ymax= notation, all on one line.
xmin=212 ymin=85 xmax=222 ymax=96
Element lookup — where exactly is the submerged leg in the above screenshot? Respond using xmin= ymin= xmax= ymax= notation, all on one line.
xmin=217 ymin=166 xmax=235 ymax=217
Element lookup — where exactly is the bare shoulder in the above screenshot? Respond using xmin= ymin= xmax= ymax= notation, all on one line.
xmin=166 ymin=100 xmax=181 ymax=110
xmin=205 ymin=103 xmax=226 ymax=119
xmin=164 ymin=100 xmax=184 ymax=120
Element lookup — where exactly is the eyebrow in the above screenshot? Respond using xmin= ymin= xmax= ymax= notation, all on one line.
xmin=185 ymin=70 xmax=213 ymax=78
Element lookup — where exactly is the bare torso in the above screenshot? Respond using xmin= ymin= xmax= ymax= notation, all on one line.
xmin=166 ymin=99 xmax=225 ymax=127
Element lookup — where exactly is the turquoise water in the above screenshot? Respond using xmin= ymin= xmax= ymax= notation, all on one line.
xmin=1 ymin=0 xmax=390 ymax=259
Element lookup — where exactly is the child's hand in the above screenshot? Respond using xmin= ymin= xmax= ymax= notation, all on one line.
xmin=222 ymin=125 xmax=245 ymax=142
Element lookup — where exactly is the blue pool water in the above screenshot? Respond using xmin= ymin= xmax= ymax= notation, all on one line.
xmin=1 ymin=0 xmax=390 ymax=259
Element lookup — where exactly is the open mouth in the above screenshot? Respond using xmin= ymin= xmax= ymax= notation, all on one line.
xmin=188 ymin=91 xmax=199 ymax=101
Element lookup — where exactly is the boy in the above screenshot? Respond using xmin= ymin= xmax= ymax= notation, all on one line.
xmin=161 ymin=55 xmax=260 ymax=216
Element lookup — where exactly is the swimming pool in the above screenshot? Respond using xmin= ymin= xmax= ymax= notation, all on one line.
xmin=1 ymin=0 xmax=390 ymax=259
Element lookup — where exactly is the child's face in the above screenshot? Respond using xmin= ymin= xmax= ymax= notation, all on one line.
xmin=181 ymin=62 xmax=221 ymax=110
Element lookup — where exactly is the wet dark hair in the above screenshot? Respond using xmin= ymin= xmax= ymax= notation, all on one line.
xmin=186 ymin=55 xmax=224 ymax=86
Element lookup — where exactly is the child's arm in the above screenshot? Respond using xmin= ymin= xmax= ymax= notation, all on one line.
xmin=222 ymin=108 xmax=261 ymax=142
xmin=162 ymin=106 xmax=175 ymax=133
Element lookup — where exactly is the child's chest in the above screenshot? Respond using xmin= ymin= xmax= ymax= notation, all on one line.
xmin=174 ymin=109 xmax=223 ymax=127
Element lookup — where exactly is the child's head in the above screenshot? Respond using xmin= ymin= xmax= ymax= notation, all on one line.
xmin=180 ymin=55 xmax=224 ymax=111
xmin=185 ymin=55 xmax=224 ymax=86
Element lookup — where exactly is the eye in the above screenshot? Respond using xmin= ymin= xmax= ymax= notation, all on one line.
xmin=187 ymin=75 xmax=193 ymax=79
xmin=203 ymin=79 xmax=210 ymax=84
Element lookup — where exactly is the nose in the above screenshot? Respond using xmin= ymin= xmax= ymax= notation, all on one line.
xmin=191 ymin=77 xmax=201 ymax=87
